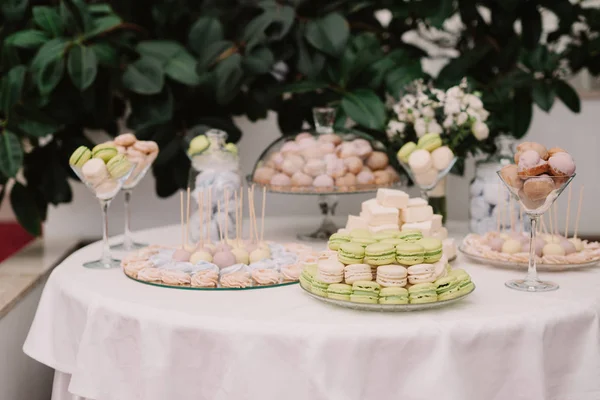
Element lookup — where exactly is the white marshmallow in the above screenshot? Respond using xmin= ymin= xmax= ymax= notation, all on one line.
xmin=407 ymin=198 xmax=428 ymax=207
xmin=431 ymin=214 xmax=443 ymax=231
xmin=443 ymin=238 xmax=457 ymax=260
xmin=431 ymin=227 xmax=448 ymax=240
xmin=401 ymin=220 xmax=432 ymax=236
xmin=369 ymin=224 xmax=400 ymax=233
xmin=376 ymin=188 xmax=409 ymax=209
xmin=414 ymin=168 xmax=438 ymax=186
xmin=366 ymin=204 xmax=400 ymax=226
xmin=401 ymin=205 xmax=433 ymax=223
xmin=361 ymin=198 xmax=379 ymax=214
xmin=345 ymin=215 xmax=369 ymax=231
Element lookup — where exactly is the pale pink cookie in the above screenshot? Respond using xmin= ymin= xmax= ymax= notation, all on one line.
xmin=326 ymin=158 xmax=347 ymax=178
xmin=295 ymin=132 xmax=313 ymax=142
xmin=114 ymin=133 xmax=136 ymax=147
xmin=281 ymin=141 xmax=300 ymax=154
xmin=116 ymin=145 xmax=127 ymax=154
xmin=352 ymin=138 xmax=373 ymax=159
xmin=133 ymin=140 xmax=159 ymax=155
xmin=373 ymin=170 xmax=392 ymax=185
xmin=313 ymin=174 xmax=334 ymax=188
xmin=343 ymin=156 xmax=363 ymax=174
xmin=291 ymin=171 xmax=313 ymax=186
xmin=270 ymin=173 xmax=292 ymax=187
xmin=366 ymin=151 xmax=389 ymax=170
xmin=356 ymin=170 xmax=375 ymax=185
xmin=281 ymin=154 xmax=305 ymax=175
xmin=254 ymin=166 xmax=276 ymax=184
xmin=337 ymin=142 xmax=357 ymax=158
xmin=127 ymin=147 xmax=146 ymax=162
xmin=318 ymin=133 xmax=342 ymax=146
xmin=303 ymin=159 xmax=326 ymax=177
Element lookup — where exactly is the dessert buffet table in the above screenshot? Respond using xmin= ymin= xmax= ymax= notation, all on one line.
xmin=24 ymin=222 xmax=600 ymax=400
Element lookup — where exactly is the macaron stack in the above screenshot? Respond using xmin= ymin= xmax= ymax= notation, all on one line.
xmin=252 ymin=132 xmax=400 ymax=192
xmin=340 ymin=188 xmax=456 ymax=259
xmin=69 ymin=143 xmax=135 ymax=199
xmin=396 ymin=133 xmax=455 ymax=186
xmin=305 ymin=229 xmax=473 ymax=305
xmin=500 ymin=142 xmax=576 ymax=209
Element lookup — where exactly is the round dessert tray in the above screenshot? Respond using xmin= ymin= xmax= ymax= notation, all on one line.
xmin=458 ymin=245 xmax=600 ymax=271
xmin=124 ymin=273 xmax=299 ymax=291
xmin=300 ymin=283 xmax=475 ymax=312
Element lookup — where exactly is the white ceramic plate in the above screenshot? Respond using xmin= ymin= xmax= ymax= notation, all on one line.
xmin=300 ymin=284 xmax=475 ymax=312
xmin=459 ymin=245 xmax=600 ymax=271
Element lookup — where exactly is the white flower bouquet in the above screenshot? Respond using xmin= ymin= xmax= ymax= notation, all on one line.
xmin=386 ymin=79 xmax=491 ymax=170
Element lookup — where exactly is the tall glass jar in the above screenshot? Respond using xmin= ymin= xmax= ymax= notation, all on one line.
xmin=188 ymin=129 xmax=241 ymax=244
xmin=469 ymin=135 xmax=521 ymax=234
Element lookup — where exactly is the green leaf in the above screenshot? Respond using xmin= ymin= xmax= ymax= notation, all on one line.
xmin=6 ymin=30 xmax=49 ymax=49
xmin=196 ymin=40 xmax=234 ymax=72
xmin=554 ymin=80 xmax=580 ymax=113
xmin=10 ymin=181 xmax=42 ymax=237
xmin=341 ymin=89 xmax=386 ymax=130
xmin=89 ymin=3 xmax=112 ymax=14
xmin=136 ymin=40 xmax=185 ymax=66
xmin=1 ymin=65 xmax=26 ymax=114
xmin=32 ymin=6 xmax=64 ymax=37
xmin=295 ymin=26 xmax=325 ymax=78
xmin=127 ymin=89 xmax=173 ymax=131
xmin=165 ymin=51 xmax=200 ymax=85
xmin=0 ymin=131 xmax=23 ymax=178
xmin=37 ymin=58 xmax=65 ymax=96
xmin=122 ymin=57 xmax=164 ymax=95
xmin=242 ymin=47 xmax=274 ymax=75
xmin=512 ymin=90 xmax=532 ymax=138
xmin=305 ymin=12 xmax=349 ymax=57
xmin=188 ymin=16 xmax=224 ymax=56
xmin=90 ymin=43 xmax=118 ymax=66
xmin=532 ymin=80 xmax=555 ymax=112
xmin=2 ymin=0 xmax=29 ymax=21
xmin=31 ymin=38 xmax=69 ymax=71
xmin=61 ymin=0 xmax=93 ymax=33
xmin=243 ymin=12 xmax=274 ymax=50
xmin=522 ymin=3 xmax=542 ymax=49
xmin=276 ymin=80 xmax=329 ymax=94
xmin=67 ymin=45 xmax=97 ymax=90
xmin=214 ymin=53 xmax=243 ymax=105
xmin=17 ymin=119 xmax=60 ymax=137
xmin=86 ymin=15 xmax=122 ymax=38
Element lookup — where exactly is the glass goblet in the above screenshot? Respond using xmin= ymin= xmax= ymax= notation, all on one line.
xmin=399 ymin=156 xmax=457 ymax=201
xmin=71 ymin=160 xmax=136 ymax=268
xmin=111 ymin=154 xmax=157 ymax=252
xmin=497 ymin=171 xmax=575 ymax=292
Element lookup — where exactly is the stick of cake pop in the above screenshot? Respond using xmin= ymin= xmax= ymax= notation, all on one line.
xmin=509 ymin=196 xmax=514 ymax=232
xmin=185 ymin=187 xmax=191 ymax=246
xmin=260 ymin=186 xmax=266 ymax=243
xmin=518 ymin=204 xmax=523 ymax=233
xmin=250 ymin=186 xmax=259 ymax=243
xmin=496 ymin=184 xmax=501 ymax=232
xmin=179 ymin=191 xmax=184 ymax=249
xmin=564 ymin=185 xmax=572 ymax=238
xmin=217 ymin=199 xmax=224 ymax=243
xmin=224 ymin=188 xmax=229 ymax=242
xmin=548 ymin=207 xmax=554 ymax=238
xmin=247 ymin=187 xmax=253 ymax=242
xmin=553 ymin=204 xmax=559 ymax=238
xmin=540 ymin=215 xmax=548 ymax=236
xmin=198 ymin=189 xmax=204 ymax=244
xmin=239 ymin=189 xmax=244 ymax=242
xmin=574 ymin=185 xmax=584 ymax=239
xmin=207 ymin=187 xmax=212 ymax=244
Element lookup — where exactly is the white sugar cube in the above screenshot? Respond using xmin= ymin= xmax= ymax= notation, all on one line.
xmin=361 ymin=199 xmax=379 ymax=214
xmin=401 ymin=205 xmax=433 ymax=223
xmin=367 ymin=205 xmax=400 ymax=226
xmin=431 ymin=214 xmax=443 ymax=231
xmin=376 ymin=188 xmax=409 ymax=209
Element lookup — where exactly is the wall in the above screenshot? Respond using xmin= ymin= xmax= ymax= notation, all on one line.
xmin=43 ymin=99 xmax=600 ymax=239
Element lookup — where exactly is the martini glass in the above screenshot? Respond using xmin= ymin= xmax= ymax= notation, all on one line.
xmin=111 ymin=153 xmax=157 ymax=252
xmin=399 ymin=157 xmax=458 ymax=202
xmin=71 ymin=162 xmax=136 ymax=268
xmin=497 ymin=171 xmax=575 ymax=292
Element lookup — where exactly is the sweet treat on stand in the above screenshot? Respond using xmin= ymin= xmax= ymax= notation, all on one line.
xmin=396 ymin=134 xmax=456 ymax=186
xmin=251 ymin=130 xmax=400 ymax=193
xmin=122 ymin=186 xmax=314 ymax=289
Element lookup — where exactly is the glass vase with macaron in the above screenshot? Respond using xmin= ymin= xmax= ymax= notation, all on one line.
xmin=69 ymin=143 xmax=136 ymax=269
xmin=396 ymin=133 xmax=457 ymax=211
xmin=109 ymin=133 xmax=160 ymax=252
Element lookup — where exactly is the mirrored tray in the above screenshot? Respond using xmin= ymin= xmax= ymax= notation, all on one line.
xmin=125 ymin=273 xmax=299 ymax=291
xmin=300 ymin=283 xmax=475 ymax=312
xmin=459 ymin=245 xmax=600 ymax=271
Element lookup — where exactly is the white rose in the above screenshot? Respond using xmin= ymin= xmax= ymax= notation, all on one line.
xmin=444 ymin=98 xmax=461 ymax=115
xmin=443 ymin=115 xmax=454 ymax=128
xmin=427 ymin=121 xmax=443 ymax=134
xmin=477 ymin=108 xmax=490 ymax=121
xmin=386 ymin=121 xmax=406 ymax=139
xmin=446 ymin=86 xmax=464 ymax=99
xmin=421 ymin=106 xmax=435 ymax=118
xmin=456 ymin=112 xmax=468 ymax=126
xmin=414 ymin=118 xmax=427 ymax=137
xmin=472 ymin=121 xmax=489 ymax=140
xmin=463 ymin=94 xmax=483 ymax=110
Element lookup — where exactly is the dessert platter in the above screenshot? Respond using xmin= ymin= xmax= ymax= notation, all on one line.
xmin=121 ymin=186 xmax=314 ymax=289
xmin=298 ymin=188 xmax=473 ymax=311
xmin=338 ymin=188 xmax=457 ymax=260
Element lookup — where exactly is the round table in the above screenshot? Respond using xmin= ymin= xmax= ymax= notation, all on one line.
xmin=24 ymin=224 xmax=600 ymax=400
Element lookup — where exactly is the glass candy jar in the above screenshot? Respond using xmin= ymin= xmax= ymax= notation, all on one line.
xmin=469 ymin=135 xmax=522 ymax=234
xmin=186 ymin=129 xmax=241 ymax=244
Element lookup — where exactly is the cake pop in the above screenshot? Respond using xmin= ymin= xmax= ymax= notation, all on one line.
xmin=215 ymin=242 xmax=233 ymax=252
xmin=172 ymin=249 xmax=191 ymax=262
xmin=190 ymin=250 xmax=213 ymax=264
xmin=231 ymin=247 xmax=250 ymax=264
xmin=569 ymin=237 xmax=584 ymax=251
xmin=250 ymin=247 xmax=271 ymax=263
xmin=542 ymin=243 xmax=565 ymax=256
xmin=213 ymin=250 xmax=237 ymax=268
xmin=202 ymin=243 xmax=217 ymax=255
xmin=559 ymin=237 xmax=576 ymax=255
xmin=522 ymin=240 xmax=544 ymax=257
xmin=502 ymin=239 xmax=522 ymax=254
xmin=488 ymin=237 xmax=504 ymax=252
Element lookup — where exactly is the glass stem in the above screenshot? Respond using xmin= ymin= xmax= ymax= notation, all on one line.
xmin=526 ymin=215 xmax=540 ymax=284
xmin=123 ymin=189 xmax=133 ymax=250
xmin=420 ymin=189 xmax=429 ymax=203
xmin=100 ymin=199 xmax=112 ymax=267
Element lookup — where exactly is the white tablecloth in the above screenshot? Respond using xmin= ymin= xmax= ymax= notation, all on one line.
xmin=24 ymin=222 xmax=600 ymax=400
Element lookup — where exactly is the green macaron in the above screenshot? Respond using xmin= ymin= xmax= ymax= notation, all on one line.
xmin=372 ymin=231 xmax=398 ymax=241
xmin=328 ymin=233 xmax=351 ymax=250
xmin=434 ymin=275 xmax=459 ymax=296
xmin=417 ymin=133 xmax=442 ymax=152
xmin=408 ymin=282 xmax=438 ymax=304
xmin=311 ymin=279 xmax=329 ymax=297
xmin=380 ymin=238 xmax=406 ymax=246
xmin=92 ymin=143 xmax=118 ymax=163
xmin=398 ymin=229 xmax=423 ymax=242
xmin=327 ymin=283 xmax=352 ymax=301
xmin=69 ymin=146 xmax=92 ymax=168
xmin=300 ymin=264 xmax=317 ymax=290
xmin=397 ymin=142 xmax=417 ymax=164
xmin=350 ymin=229 xmax=372 ymax=239
xmin=449 ymin=268 xmax=474 ymax=295
xmin=351 ymin=237 xmax=378 ymax=247
xmin=379 ymin=287 xmax=409 ymax=304
xmin=188 ymin=135 xmax=210 ymax=156
xmin=395 ymin=242 xmax=425 ymax=266
xmin=337 ymin=242 xmax=365 ymax=265
xmin=364 ymin=242 xmax=396 ymax=266
xmin=417 ymin=238 xmax=443 ymax=263
xmin=106 ymin=154 xmax=132 ymax=179
xmin=350 ymin=281 xmax=381 ymax=304
xmin=225 ymin=142 xmax=238 ymax=155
